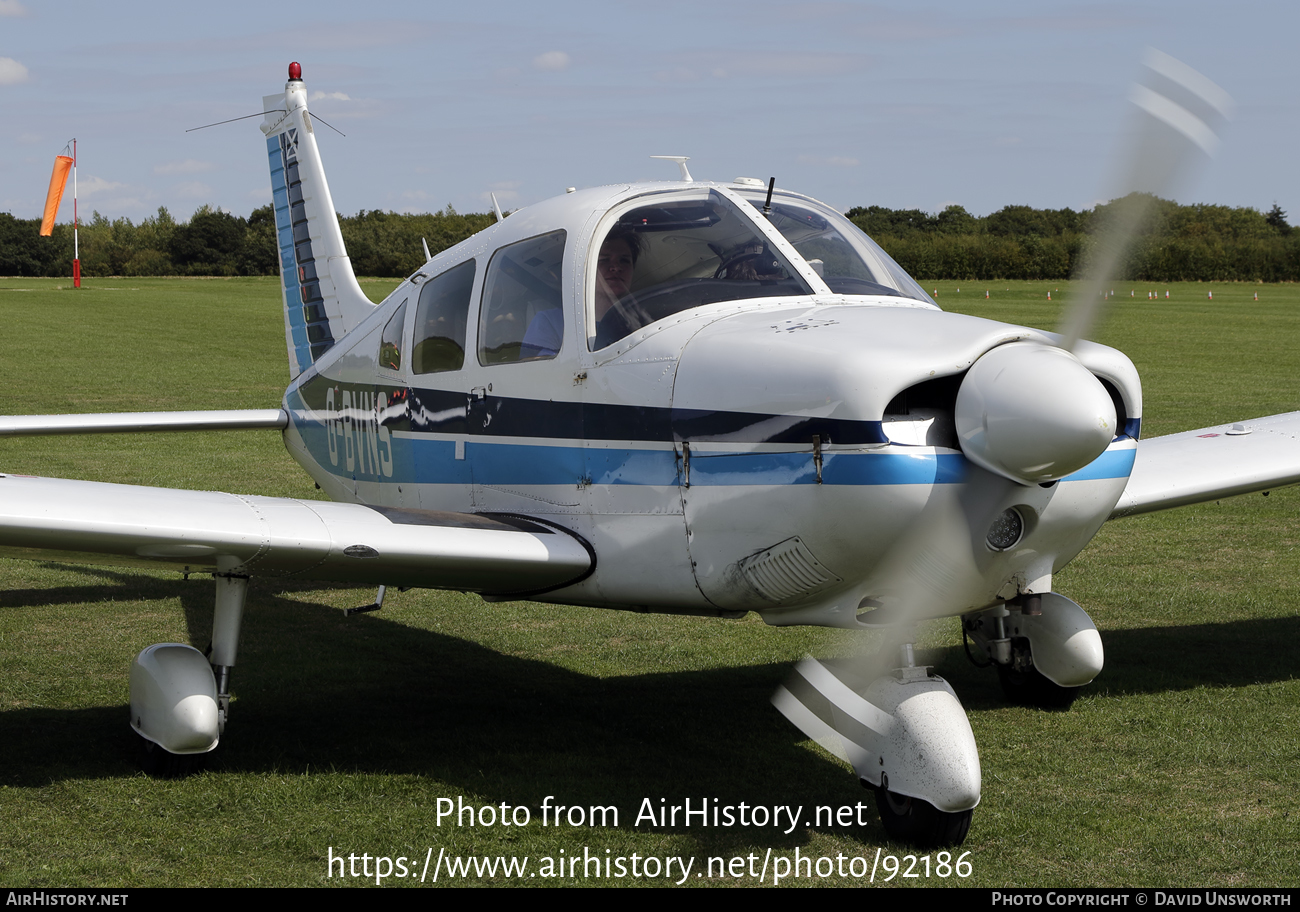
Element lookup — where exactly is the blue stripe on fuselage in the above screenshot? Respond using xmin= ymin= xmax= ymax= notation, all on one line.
xmin=1060 ymin=446 xmax=1136 ymax=481
xmin=285 ymin=385 xmax=1136 ymax=487
xmin=293 ymin=422 xmax=1134 ymax=487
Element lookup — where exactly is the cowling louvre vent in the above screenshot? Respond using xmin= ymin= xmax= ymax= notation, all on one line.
xmin=740 ymin=537 xmax=841 ymax=602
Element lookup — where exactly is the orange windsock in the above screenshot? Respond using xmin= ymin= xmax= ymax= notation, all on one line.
xmin=40 ymin=155 xmax=74 ymax=236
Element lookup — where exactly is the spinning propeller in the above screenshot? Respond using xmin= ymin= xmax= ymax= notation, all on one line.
xmin=773 ymin=49 xmax=1233 ymax=834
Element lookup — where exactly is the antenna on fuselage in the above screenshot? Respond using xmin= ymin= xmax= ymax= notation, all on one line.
xmin=762 ymin=177 xmax=776 ymax=216
xmin=421 ymin=238 xmax=432 ymax=262
xmin=650 ymin=155 xmax=693 ymax=181
xmin=490 ymin=192 xmax=504 ymax=223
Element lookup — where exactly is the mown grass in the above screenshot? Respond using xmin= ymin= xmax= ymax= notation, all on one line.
xmin=0 ymin=276 xmax=1297 ymax=887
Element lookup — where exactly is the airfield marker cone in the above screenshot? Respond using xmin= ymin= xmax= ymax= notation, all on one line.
xmin=1255 ymin=292 xmax=1259 ymax=301
xmin=1047 ymin=292 xmax=1051 ymax=300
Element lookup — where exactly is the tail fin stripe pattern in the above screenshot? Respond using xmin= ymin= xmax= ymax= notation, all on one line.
xmin=268 ymin=131 xmax=336 ymax=365
xmin=260 ymin=66 xmax=374 ymax=379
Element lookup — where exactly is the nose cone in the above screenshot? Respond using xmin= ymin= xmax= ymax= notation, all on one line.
xmin=955 ymin=342 xmax=1117 ymax=485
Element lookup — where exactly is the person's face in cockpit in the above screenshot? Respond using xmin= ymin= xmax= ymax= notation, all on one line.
xmin=595 ymin=236 xmax=635 ymax=316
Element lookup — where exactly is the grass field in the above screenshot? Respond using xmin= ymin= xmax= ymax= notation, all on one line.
xmin=0 ymin=276 xmax=1297 ymax=887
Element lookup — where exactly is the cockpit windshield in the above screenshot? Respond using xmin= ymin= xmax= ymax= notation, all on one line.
xmin=588 ymin=189 xmax=813 ymax=350
xmin=737 ymin=191 xmax=933 ymax=304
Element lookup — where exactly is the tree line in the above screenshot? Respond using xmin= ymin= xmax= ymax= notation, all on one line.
xmin=2 ymin=195 xmax=1297 ymax=282
xmin=847 ymin=198 xmax=1299 ymax=282
xmin=0 ymin=204 xmax=493 ymax=280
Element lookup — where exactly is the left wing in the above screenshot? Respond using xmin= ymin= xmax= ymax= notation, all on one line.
xmin=0 ymin=474 xmax=593 ymax=597
xmin=1111 ymin=411 xmax=1300 ymax=518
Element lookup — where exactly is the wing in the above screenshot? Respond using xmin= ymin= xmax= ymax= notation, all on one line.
xmin=0 ymin=473 xmax=593 ymax=597
xmin=0 ymin=409 xmax=288 ymax=436
xmin=1110 ymin=411 xmax=1300 ymax=518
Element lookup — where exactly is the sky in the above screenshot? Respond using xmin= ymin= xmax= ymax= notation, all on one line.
xmin=2 ymin=0 xmax=1297 ymax=226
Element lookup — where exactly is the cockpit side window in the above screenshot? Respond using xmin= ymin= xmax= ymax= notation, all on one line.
xmin=378 ymin=300 xmax=407 ymax=371
xmin=412 ymin=259 xmax=475 ymax=374
xmin=588 ymin=190 xmax=812 ymax=351
xmin=478 ymin=230 xmax=566 ymax=365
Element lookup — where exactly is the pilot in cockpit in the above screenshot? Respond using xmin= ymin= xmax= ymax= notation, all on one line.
xmin=591 ymin=228 xmax=646 ymax=349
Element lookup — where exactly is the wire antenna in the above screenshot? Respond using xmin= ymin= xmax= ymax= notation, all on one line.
xmin=187 ymin=110 xmax=286 ymax=133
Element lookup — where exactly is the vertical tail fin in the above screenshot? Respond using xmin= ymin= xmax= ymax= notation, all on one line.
xmin=261 ymin=63 xmax=373 ymax=378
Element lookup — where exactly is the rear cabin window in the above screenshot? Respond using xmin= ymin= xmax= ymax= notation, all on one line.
xmin=412 ymin=260 xmax=476 ymax=374
xmin=478 ymin=231 xmax=566 ymax=365
xmin=378 ymin=300 xmax=406 ymax=371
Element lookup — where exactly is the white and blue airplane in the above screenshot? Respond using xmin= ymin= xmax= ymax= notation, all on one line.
xmin=1 ymin=59 xmax=1293 ymax=847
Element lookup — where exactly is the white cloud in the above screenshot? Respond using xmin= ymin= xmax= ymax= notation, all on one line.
xmin=0 ymin=1 xmax=28 ymax=16
xmin=153 ymin=159 xmax=215 ymax=176
xmin=308 ymin=91 xmax=351 ymax=102
xmin=0 ymin=57 xmax=29 ymax=86
xmin=78 ymin=176 xmax=125 ymax=196
xmin=533 ymin=51 xmax=570 ymax=72
xmin=18 ymin=132 xmax=40 ymax=144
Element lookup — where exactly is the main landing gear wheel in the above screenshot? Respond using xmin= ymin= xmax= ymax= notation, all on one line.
xmin=998 ymin=640 xmax=1082 ymax=709
xmin=872 ymin=786 xmax=973 ymax=848
xmin=136 ymin=731 xmax=206 ymax=779
xmin=997 ymin=663 xmax=1081 ymax=708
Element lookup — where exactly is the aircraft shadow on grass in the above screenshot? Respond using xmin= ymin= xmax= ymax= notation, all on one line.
xmin=2 ymin=566 xmax=1297 ymax=849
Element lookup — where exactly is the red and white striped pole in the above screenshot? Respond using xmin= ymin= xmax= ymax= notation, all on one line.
xmin=72 ymin=138 xmax=80 ymax=288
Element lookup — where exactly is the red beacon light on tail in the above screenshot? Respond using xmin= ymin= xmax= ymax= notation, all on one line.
xmin=288 ymin=61 xmax=302 ymax=81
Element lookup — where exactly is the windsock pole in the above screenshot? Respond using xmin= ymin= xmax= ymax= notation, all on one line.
xmin=73 ymin=139 xmax=80 ymax=288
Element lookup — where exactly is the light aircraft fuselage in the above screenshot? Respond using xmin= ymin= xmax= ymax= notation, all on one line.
xmin=274 ymin=174 xmax=1141 ymax=628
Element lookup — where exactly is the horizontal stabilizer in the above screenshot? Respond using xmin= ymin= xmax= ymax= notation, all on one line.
xmin=1111 ymin=411 xmax=1300 ymax=517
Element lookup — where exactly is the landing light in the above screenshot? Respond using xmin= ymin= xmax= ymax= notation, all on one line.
xmin=986 ymin=508 xmax=1024 ymax=551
